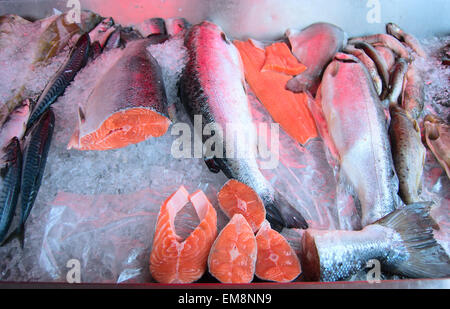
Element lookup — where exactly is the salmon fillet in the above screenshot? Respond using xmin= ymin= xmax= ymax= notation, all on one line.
xmin=234 ymin=39 xmax=317 ymax=145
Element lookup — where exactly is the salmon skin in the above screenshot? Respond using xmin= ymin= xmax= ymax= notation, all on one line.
xmin=0 ymin=138 xmax=22 ymax=244
xmin=424 ymin=115 xmax=450 ymax=179
xmin=26 ymin=33 xmax=91 ymax=130
xmin=68 ymin=38 xmax=170 ymax=151
xmin=285 ymin=23 xmax=347 ymax=95
xmin=6 ymin=109 xmax=54 ymax=247
xmin=319 ymin=53 xmax=398 ymax=227
xmin=179 ymin=21 xmax=308 ymax=231
xmin=389 ymin=105 xmax=426 ymax=204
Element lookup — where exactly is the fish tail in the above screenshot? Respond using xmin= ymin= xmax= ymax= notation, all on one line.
xmin=1 ymin=225 xmax=25 ymax=249
xmin=267 ymin=190 xmax=308 ymax=232
xmin=378 ymin=202 xmax=450 ymax=278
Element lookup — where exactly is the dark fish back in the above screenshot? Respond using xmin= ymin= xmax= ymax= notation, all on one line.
xmin=20 ymin=109 xmax=54 ymax=225
xmin=27 ymin=33 xmax=91 ymax=130
xmin=0 ymin=138 xmax=22 ymax=243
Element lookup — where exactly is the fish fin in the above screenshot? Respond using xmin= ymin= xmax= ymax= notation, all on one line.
xmin=78 ymin=106 xmax=86 ymax=124
xmin=268 ymin=190 xmax=308 ymax=232
xmin=377 ymin=202 xmax=450 ymax=278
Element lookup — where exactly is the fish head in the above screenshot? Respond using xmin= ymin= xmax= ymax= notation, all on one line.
xmin=1 ymin=137 xmax=20 ymax=164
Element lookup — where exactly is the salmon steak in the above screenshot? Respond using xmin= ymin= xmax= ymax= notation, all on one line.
xmin=208 ymin=214 xmax=257 ymax=283
xmin=68 ymin=39 xmax=170 ymax=151
xmin=150 ymin=186 xmax=217 ymax=284
xmin=218 ymin=179 xmax=266 ymax=233
xmin=255 ymin=221 xmax=301 ymax=282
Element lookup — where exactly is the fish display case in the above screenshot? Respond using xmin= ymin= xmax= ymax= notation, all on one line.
xmin=0 ymin=0 xmax=449 ymax=289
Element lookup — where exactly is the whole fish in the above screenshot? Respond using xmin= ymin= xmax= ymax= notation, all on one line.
xmin=301 ymin=202 xmax=450 ymax=282
xmin=374 ymin=45 xmax=396 ymax=72
xmin=424 ymin=115 xmax=450 ymax=179
xmin=389 ymin=105 xmax=426 ymax=204
xmin=26 ymin=33 xmax=91 ymax=130
xmin=179 ymin=21 xmax=308 ymax=231
xmin=68 ymin=38 xmax=170 ymax=151
xmin=0 ymin=138 xmax=22 ymax=244
xmin=0 ymin=12 xmax=101 ymax=125
xmin=402 ymin=63 xmax=425 ymax=119
xmin=352 ymin=41 xmax=390 ymax=98
xmin=349 ymin=34 xmax=411 ymax=61
xmin=385 ymin=58 xmax=409 ymax=106
xmin=386 ymin=23 xmax=428 ymax=59
xmin=32 ymin=11 xmax=102 ymax=65
xmin=319 ymin=53 xmax=398 ymax=227
xmin=7 ymin=109 xmax=54 ymax=247
xmin=0 ymin=99 xmax=30 ymax=166
xmin=285 ymin=23 xmax=347 ymax=96
xmin=343 ymin=44 xmax=383 ymax=96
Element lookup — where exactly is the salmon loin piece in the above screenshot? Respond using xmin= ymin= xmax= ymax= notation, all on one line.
xmin=255 ymin=221 xmax=301 ymax=282
xmin=262 ymin=42 xmax=307 ymax=76
xmin=218 ymin=179 xmax=266 ymax=233
xmin=68 ymin=39 xmax=170 ymax=151
xmin=234 ymin=39 xmax=317 ymax=145
xmin=208 ymin=214 xmax=257 ymax=283
xmin=150 ymin=186 xmax=217 ymax=284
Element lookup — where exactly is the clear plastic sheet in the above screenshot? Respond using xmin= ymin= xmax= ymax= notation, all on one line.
xmin=0 ymin=21 xmax=448 ymax=284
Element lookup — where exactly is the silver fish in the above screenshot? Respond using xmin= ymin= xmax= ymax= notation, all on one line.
xmin=301 ymin=202 xmax=450 ymax=282
xmin=285 ymin=23 xmax=347 ymax=96
xmin=179 ymin=21 xmax=308 ymax=231
xmin=343 ymin=44 xmax=383 ymax=96
xmin=386 ymin=23 xmax=428 ymax=59
xmin=349 ymin=34 xmax=411 ymax=61
xmin=319 ymin=53 xmax=398 ymax=227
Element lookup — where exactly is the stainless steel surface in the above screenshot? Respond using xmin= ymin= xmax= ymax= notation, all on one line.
xmin=0 ymin=278 xmax=449 ymax=288
xmin=0 ymin=0 xmax=449 ymax=40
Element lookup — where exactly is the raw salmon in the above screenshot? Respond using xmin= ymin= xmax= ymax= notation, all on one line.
xmin=180 ymin=22 xmax=308 ymax=231
xmin=150 ymin=186 xmax=217 ymax=284
xmin=262 ymin=42 xmax=307 ymax=76
xmin=234 ymin=39 xmax=318 ymax=146
xmin=218 ymin=179 xmax=266 ymax=233
xmin=208 ymin=214 xmax=257 ymax=283
xmin=255 ymin=221 xmax=301 ymax=282
xmin=68 ymin=39 xmax=170 ymax=151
